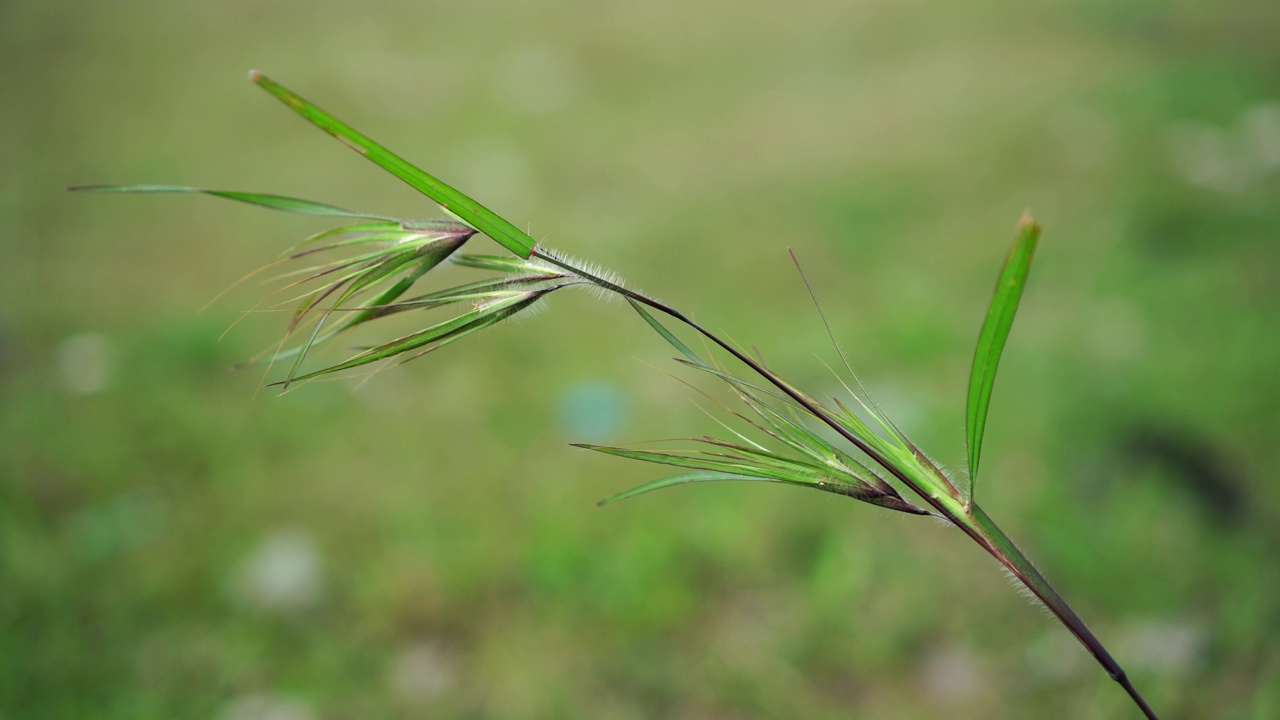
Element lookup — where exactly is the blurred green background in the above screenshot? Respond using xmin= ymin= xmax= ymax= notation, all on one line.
xmin=3 ymin=1 xmax=1279 ymax=718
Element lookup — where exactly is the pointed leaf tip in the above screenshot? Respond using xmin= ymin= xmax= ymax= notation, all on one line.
xmin=964 ymin=216 xmax=1040 ymax=498
xmin=65 ymin=184 xmax=392 ymax=220
xmin=250 ymin=74 xmax=537 ymax=259
xmin=1016 ymin=211 xmax=1040 ymax=234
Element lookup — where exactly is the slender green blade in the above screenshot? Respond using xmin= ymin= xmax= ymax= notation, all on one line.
xmin=671 ymin=358 xmax=802 ymax=411
xmin=626 ymin=298 xmax=705 ymax=365
xmin=966 ymin=214 xmax=1040 ymax=497
xmin=451 ymin=255 xmax=548 ymax=274
xmin=250 ymin=72 xmax=537 ymax=259
xmin=281 ymin=247 xmax=425 ymax=387
xmin=282 ymin=292 xmax=539 ymax=383
xmin=327 ymin=235 xmax=470 ymax=331
xmin=390 ymin=275 xmax=568 ymax=309
xmin=68 ymin=184 xmax=393 ymax=220
xmin=696 ymin=436 xmax=829 ymax=474
xmin=597 ymin=471 xmax=787 ymax=506
xmin=283 ymin=223 xmax=402 ymax=258
xmin=572 ymin=443 xmax=821 ymax=484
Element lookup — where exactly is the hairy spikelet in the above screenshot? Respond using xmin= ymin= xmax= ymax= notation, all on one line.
xmin=531 ymin=245 xmax=630 ymax=303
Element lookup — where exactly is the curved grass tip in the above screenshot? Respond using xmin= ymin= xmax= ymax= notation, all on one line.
xmin=964 ymin=212 xmax=1040 ymax=499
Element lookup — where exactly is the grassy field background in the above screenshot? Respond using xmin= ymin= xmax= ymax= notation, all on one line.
xmin=3 ymin=1 xmax=1279 ymax=717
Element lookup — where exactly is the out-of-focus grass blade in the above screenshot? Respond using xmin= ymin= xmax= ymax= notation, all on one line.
xmin=68 ymin=184 xmax=395 ymax=220
xmin=250 ymin=72 xmax=537 ymax=259
xmin=966 ymin=214 xmax=1040 ymax=498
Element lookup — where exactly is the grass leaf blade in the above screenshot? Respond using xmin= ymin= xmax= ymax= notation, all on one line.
xmin=966 ymin=214 xmax=1040 ymax=497
xmin=68 ymin=184 xmax=393 ymax=220
xmin=250 ymin=72 xmax=537 ymax=259
xmin=626 ymin=298 xmax=705 ymax=366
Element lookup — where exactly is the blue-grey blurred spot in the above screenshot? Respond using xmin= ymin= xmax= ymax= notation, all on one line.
xmin=66 ymin=488 xmax=166 ymax=563
xmin=556 ymin=380 xmax=626 ymax=443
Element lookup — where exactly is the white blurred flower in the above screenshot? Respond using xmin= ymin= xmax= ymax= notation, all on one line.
xmin=1243 ymin=102 xmax=1280 ymax=169
xmin=55 ymin=332 xmax=113 ymax=395
xmin=1119 ymin=619 xmax=1206 ymax=677
xmin=218 ymin=693 xmax=315 ymax=720
xmin=1166 ymin=122 xmax=1242 ymax=193
xmin=919 ymin=644 xmax=983 ymax=703
xmin=232 ymin=529 xmax=323 ymax=612
xmin=389 ymin=641 xmax=457 ymax=705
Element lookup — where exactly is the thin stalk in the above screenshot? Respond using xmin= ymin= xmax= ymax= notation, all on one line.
xmin=966 ymin=505 xmax=1157 ymax=719
xmin=531 ymin=247 xmax=1159 ymax=719
xmin=661 ymin=303 xmax=1157 ymax=718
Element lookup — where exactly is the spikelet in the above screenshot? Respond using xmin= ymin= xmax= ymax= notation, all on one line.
xmin=530 ymin=244 xmax=631 ymax=303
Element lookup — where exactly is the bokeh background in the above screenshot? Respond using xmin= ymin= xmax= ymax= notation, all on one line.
xmin=3 ymin=1 xmax=1279 ymax=718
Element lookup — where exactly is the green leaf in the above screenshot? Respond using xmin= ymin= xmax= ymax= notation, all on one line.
xmin=68 ymin=184 xmax=394 ymax=220
xmin=250 ymin=72 xmax=538 ymax=259
xmin=965 ymin=214 xmax=1040 ymax=497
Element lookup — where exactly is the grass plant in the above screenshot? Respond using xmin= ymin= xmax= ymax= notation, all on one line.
xmin=73 ymin=72 xmax=1161 ymax=719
